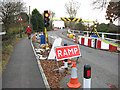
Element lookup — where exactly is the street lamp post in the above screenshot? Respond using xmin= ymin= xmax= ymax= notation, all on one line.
xmin=19 ymin=0 xmax=22 ymax=38
xmin=29 ymin=6 xmax=30 ymax=24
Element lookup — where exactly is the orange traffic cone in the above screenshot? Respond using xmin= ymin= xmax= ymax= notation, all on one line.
xmin=67 ymin=60 xmax=81 ymax=88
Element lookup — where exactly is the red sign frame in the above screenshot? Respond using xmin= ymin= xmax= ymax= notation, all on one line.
xmin=55 ymin=44 xmax=81 ymax=61
xmin=18 ymin=16 xmax=23 ymax=21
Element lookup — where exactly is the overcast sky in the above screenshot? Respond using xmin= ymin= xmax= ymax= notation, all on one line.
xmin=24 ymin=0 xmax=118 ymax=25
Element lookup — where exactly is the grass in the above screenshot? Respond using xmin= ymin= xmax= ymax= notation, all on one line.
xmin=1 ymin=33 xmax=28 ymax=74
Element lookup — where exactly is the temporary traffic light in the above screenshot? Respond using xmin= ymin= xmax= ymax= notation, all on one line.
xmin=44 ymin=10 xmax=50 ymax=27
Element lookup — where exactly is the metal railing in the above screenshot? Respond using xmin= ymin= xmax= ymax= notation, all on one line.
xmin=71 ymin=30 xmax=120 ymax=42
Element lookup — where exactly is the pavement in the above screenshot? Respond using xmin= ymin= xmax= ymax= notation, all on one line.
xmin=48 ymin=29 xmax=119 ymax=89
xmin=2 ymin=37 xmax=46 ymax=88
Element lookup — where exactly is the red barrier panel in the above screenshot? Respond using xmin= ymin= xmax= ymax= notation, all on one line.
xmin=81 ymin=38 xmax=84 ymax=45
xmin=88 ymin=39 xmax=91 ymax=47
xmin=109 ymin=44 xmax=117 ymax=50
xmin=97 ymin=40 xmax=101 ymax=49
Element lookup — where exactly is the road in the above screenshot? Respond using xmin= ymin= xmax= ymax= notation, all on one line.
xmin=48 ymin=29 xmax=119 ymax=88
xmin=2 ymin=37 xmax=45 ymax=88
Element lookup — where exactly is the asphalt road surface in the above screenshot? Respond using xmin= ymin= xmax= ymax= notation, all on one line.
xmin=48 ymin=29 xmax=119 ymax=88
xmin=2 ymin=37 xmax=45 ymax=88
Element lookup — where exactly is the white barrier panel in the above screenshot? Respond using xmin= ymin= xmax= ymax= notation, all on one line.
xmin=78 ymin=36 xmax=81 ymax=44
xmin=48 ymin=38 xmax=62 ymax=60
xmin=91 ymin=38 xmax=95 ymax=48
xmin=78 ymin=36 xmax=84 ymax=45
xmin=84 ymin=37 xmax=88 ymax=46
xmin=101 ymin=41 xmax=109 ymax=49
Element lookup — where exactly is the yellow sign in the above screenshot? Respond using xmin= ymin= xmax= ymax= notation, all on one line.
xmin=61 ymin=17 xmax=82 ymax=22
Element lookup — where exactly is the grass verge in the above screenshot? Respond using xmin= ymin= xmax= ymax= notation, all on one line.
xmin=1 ymin=33 xmax=27 ymax=74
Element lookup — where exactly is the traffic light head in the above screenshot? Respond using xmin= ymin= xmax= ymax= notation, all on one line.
xmin=44 ymin=10 xmax=50 ymax=27
xmin=45 ymin=13 xmax=50 ymax=17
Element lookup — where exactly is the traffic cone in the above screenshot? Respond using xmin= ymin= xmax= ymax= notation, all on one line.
xmin=63 ymin=59 xmax=72 ymax=65
xmin=73 ymin=34 xmax=75 ymax=42
xmin=67 ymin=32 xmax=69 ymax=37
xmin=67 ymin=59 xmax=72 ymax=65
xmin=67 ymin=60 xmax=81 ymax=88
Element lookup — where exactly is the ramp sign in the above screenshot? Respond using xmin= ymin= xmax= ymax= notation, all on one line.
xmin=55 ymin=44 xmax=81 ymax=61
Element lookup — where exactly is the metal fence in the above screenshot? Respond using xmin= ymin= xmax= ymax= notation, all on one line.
xmin=71 ymin=30 xmax=120 ymax=43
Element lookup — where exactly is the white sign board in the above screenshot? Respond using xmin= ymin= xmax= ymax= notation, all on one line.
xmin=48 ymin=38 xmax=62 ymax=60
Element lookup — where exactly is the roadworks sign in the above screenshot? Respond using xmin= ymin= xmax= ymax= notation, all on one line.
xmin=55 ymin=44 xmax=81 ymax=61
xmin=18 ymin=16 xmax=23 ymax=21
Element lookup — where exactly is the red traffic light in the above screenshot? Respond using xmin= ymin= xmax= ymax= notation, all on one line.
xmin=45 ymin=13 xmax=50 ymax=17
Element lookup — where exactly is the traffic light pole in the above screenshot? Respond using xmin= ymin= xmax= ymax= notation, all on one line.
xmin=20 ymin=22 xmax=22 ymax=38
xmin=45 ymin=27 xmax=48 ymax=50
xmin=44 ymin=10 xmax=50 ymax=50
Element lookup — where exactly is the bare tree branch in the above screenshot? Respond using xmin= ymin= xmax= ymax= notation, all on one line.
xmin=49 ymin=10 xmax=55 ymax=19
xmin=65 ymin=0 xmax=80 ymax=18
xmin=92 ymin=0 xmax=108 ymax=10
xmin=0 ymin=1 xmax=26 ymax=31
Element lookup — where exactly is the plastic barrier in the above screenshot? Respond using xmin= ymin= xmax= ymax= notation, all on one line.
xmin=40 ymin=35 xmax=45 ymax=45
xmin=77 ymin=36 xmax=119 ymax=51
xmin=69 ymin=34 xmax=73 ymax=38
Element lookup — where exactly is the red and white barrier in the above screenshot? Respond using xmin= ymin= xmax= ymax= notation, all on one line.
xmin=77 ymin=36 xmax=119 ymax=51
xmin=78 ymin=36 xmax=95 ymax=48
xmin=84 ymin=37 xmax=88 ymax=46
xmin=73 ymin=34 xmax=76 ymax=42
xmin=97 ymin=40 xmax=117 ymax=50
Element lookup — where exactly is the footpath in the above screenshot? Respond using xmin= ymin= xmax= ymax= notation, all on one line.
xmin=2 ymin=37 xmax=45 ymax=88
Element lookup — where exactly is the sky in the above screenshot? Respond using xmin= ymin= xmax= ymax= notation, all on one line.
xmin=23 ymin=0 xmax=118 ymax=25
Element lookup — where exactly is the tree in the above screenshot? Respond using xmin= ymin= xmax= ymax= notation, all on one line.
xmin=31 ymin=8 xmax=44 ymax=32
xmin=49 ymin=10 xmax=55 ymax=19
xmin=92 ymin=0 xmax=120 ymax=23
xmin=47 ymin=10 xmax=55 ymax=30
xmin=0 ymin=1 xmax=26 ymax=31
xmin=64 ymin=0 xmax=81 ymax=29
xmin=92 ymin=0 xmax=108 ymax=10
xmin=65 ymin=0 xmax=80 ymax=18
xmin=75 ymin=22 xmax=85 ymax=31
xmin=97 ymin=23 xmax=118 ymax=33
xmin=105 ymin=1 xmax=120 ymax=23
xmin=20 ymin=12 xmax=29 ymax=23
